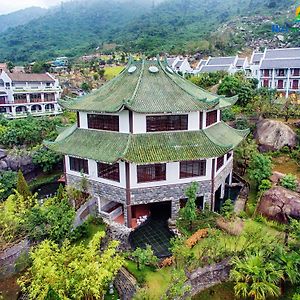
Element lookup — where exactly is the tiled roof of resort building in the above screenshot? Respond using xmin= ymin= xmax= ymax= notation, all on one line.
xmin=45 ymin=122 xmax=249 ymax=164
xmin=59 ymin=58 xmax=237 ymax=113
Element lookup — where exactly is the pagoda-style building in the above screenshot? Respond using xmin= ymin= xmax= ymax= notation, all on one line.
xmin=46 ymin=59 xmax=248 ymax=228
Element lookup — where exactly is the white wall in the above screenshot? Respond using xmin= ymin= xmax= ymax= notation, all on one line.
xmin=65 ymin=155 xmax=126 ymax=188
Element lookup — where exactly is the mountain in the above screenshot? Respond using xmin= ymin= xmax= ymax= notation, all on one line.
xmin=0 ymin=7 xmax=47 ymax=33
xmin=0 ymin=0 xmax=296 ymax=63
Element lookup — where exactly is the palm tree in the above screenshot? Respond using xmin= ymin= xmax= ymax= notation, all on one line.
xmin=230 ymin=251 xmax=284 ymax=300
xmin=274 ymin=247 xmax=300 ymax=294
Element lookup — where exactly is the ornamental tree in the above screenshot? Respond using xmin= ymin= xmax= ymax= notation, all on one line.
xmin=181 ymin=182 xmax=198 ymax=231
xmin=248 ymin=153 xmax=272 ymax=186
xmin=132 ymin=245 xmax=158 ymax=270
xmin=18 ymin=231 xmax=125 ymax=300
xmin=16 ymin=170 xmax=32 ymax=202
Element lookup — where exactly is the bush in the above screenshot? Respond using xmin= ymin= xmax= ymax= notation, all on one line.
xmin=280 ymin=173 xmax=297 ymax=191
xmin=220 ymin=199 xmax=235 ymax=219
xmin=258 ymin=179 xmax=272 ymax=191
xmin=32 ymin=145 xmax=62 ymax=172
xmin=0 ymin=171 xmax=17 ymax=201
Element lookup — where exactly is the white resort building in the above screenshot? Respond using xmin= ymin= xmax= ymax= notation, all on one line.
xmin=46 ymin=59 xmax=248 ymax=229
xmin=0 ymin=70 xmax=61 ymax=118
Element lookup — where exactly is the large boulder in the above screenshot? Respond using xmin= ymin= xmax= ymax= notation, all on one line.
xmin=257 ymin=186 xmax=300 ymax=222
xmin=255 ymin=119 xmax=297 ymax=151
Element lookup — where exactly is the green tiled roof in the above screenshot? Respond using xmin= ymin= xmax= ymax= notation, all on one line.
xmin=45 ymin=122 xmax=248 ymax=164
xmin=59 ymin=59 xmax=236 ymax=114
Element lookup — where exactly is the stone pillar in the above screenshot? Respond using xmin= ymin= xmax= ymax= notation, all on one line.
xmin=11 ymin=106 xmax=16 ymax=117
xmin=171 ymin=199 xmax=180 ymax=220
xmin=41 ymin=104 xmax=46 ymax=113
xmin=229 ymin=171 xmax=233 ymax=185
xmin=26 ymin=94 xmax=30 ymax=103
xmin=41 ymin=93 xmax=45 ymax=102
xmin=203 ymin=193 xmax=212 ymax=210
xmin=220 ymin=183 xmax=225 ymax=199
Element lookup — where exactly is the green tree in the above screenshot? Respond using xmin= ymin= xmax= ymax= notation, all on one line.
xmin=56 ymin=184 xmax=66 ymax=201
xmin=170 ymin=237 xmax=193 ymax=269
xmin=280 ymin=174 xmax=297 ymax=191
xmin=0 ymin=171 xmax=17 ymax=201
xmin=18 ymin=231 xmax=125 ymax=300
xmin=248 ymin=153 xmax=272 ymax=186
xmin=220 ymin=199 xmax=235 ymax=220
xmin=234 ymin=138 xmax=258 ymax=176
xmin=230 ymin=252 xmax=283 ymax=300
xmin=24 ymin=198 xmax=75 ymax=243
xmin=181 ymin=182 xmax=198 ymax=231
xmin=132 ymin=245 xmax=158 ymax=270
xmin=258 ymin=179 xmax=272 ymax=192
xmin=32 ymin=146 xmax=62 ymax=173
xmin=81 ymin=82 xmax=92 ymax=92
xmin=31 ymin=61 xmax=51 ymax=73
xmin=16 ymin=170 xmax=32 ymax=202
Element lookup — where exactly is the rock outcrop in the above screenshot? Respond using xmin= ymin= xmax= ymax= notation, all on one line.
xmin=255 ymin=119 xmax=297 ymax=151
xmin=257 ymin=186 xmax=300 ymax=222
xmin=0 ymin=148 xmax=35 ymax=174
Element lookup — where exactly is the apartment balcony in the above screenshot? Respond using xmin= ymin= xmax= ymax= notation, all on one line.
xmin=14 ymin=99 xmax=28 ymax=104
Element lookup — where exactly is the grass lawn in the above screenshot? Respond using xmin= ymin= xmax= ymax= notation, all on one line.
xmin=104 ymin=66 xmax=124 ymax=81
xmin=192 ymin=282 xmax=236 ymax=300
xmin=126 ymin=260 xmax=172 ymax=299
xmin=272 ymin=155 xmax=300 ymax=179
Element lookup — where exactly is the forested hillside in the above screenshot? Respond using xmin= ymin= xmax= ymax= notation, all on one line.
xmin=0 ymin=0 xmax=296 ymax=63
xmin=0 ymin=7 xmax=47 ymax=33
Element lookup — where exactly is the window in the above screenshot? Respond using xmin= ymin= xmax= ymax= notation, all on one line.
xmin=180 ymin=160 xmax=206 ymax=178
xmin=146 ymin=115 xmax=188 ymax=132
xmin=97 ymin=162 xmax=120 ymax=182
xmin=14 ymin=94 xmax=27 ymax=100
xmin=294 ymin=69 xmax=300 ymax=76
xmin=69 ymin=157 xmax=89 ymax=174
xmin=137 ymin=164 xmax=166 ymax=183
xmin=227 ymin=152 xmax=232 ymax=160
xmin=278 ymin=69 xmax=285 ymax=76
xmin=216 ymin=156 xmax=224 ymax=171
xmin=206 ymin=110 xmax=218 ymax=127
xmin=87 ymin=114 xmax=119 ymax=131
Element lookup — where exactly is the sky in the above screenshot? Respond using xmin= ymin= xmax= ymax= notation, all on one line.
xmin=0 ymin=0 xmax=69 ymax=15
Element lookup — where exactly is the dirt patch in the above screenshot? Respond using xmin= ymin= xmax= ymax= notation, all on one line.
xmin=0 ymin=274 xmax=21 ymax=300
xmin=216 ymin=217 xmax=244 ymax=236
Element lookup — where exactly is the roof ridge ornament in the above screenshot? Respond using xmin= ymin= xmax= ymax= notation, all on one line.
xmin=149 ymin=66 xmax=159 ymax=73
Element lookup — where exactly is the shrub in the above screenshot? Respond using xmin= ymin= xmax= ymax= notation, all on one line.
xmin=258 ymin=179 xmax=272 ymax=191
xmin=185 ymin=228 xmax=208 ymax=248
xmin=220 ymin=199 xmax=235 ymax=219
xmin=32 ymin=145 xmax=62 ymax=172
xmin=280 ymin=173 xmax=297 ymax=191
xmin=0 ymin=171 xmax=17 ymax=201
xmin=132 ymin=245 xmax=158 ymax=270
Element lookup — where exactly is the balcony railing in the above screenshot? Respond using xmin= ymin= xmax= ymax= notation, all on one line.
xmin=14 ymin=99 xmax=27 ymax=104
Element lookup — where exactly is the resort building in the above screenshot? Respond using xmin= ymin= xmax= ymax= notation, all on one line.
xmin=46 ymin=59 xmax=248 ymax=229
xmin=253 ymin=48 xmax=300 ymax=98
xmin=0 ymin=70 xmax=61 ymax=117
xmin=167 ymin=56 xmax=193 ymax=74
xmin=194 ymin=56 xmax=240 ymax=75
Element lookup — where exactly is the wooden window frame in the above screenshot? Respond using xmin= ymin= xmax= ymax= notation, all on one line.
xmin=180 ymin=160 xmax=206 ymax=178
xmin=87 ymin=114 xmax=119 ymax=132
xmin=206 ymin=110 xmax=218 ymax=127
xmin=97 ymin=162 xmax=120 ymax=182
xmin=146 ymin=115 xmax=188 ymax=132
xmin=69 ymin=157 xmax=89 ymax=174
xmin=137 ymin=164 xmax=166 ymax=183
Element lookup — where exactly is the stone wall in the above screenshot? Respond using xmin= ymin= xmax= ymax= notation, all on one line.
xmin=105 ymin=221 xmax=132 ymax=251
xmin=186 ymin=259 xmax=231 ymax=296
xmin=73 ymin=197 xmax=97 ymax=227
xmin=66 ymin=174 xmax=126 ymax=204
xmin=0 ymin=239 xmax=31 ymax=279
xmin=114 ymin=267 xmax=137 ymax=300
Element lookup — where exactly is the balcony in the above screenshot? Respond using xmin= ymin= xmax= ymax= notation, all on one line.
xmin=99 ymin=201 xmax=124 ymax=223
xmin=14 ymin=99 xmax=27 ymax=104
